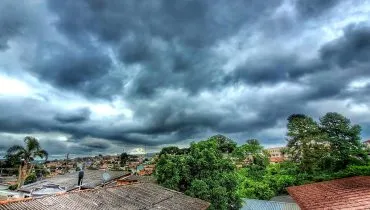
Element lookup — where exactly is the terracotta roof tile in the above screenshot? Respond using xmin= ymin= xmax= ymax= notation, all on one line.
xmin=287 ymin=176 xmax=370 ymax=210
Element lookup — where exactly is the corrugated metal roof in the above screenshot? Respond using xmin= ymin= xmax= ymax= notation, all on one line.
xmin=242 ymin=199 xmax=300 ymax=210
xmin=19 ymin=170 xmax=128 ymax=193
xmin=0 ymin=183 xmax=210 ymax=210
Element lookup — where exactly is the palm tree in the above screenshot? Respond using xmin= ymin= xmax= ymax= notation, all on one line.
xmin=6 ymin=136 xmax=48 ymax=188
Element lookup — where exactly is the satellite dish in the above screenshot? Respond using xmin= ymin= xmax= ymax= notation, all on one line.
xmin=102 ymin=172 xmax=111 ymax=182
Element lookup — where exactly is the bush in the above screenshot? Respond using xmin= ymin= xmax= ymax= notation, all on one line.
xmin=8 ymin=184 xmax=18 ymax=190
xmin=345 ymin=165 xmax=370 ymax=176
xmin=24 ymin=173 xmax=37 ymax=185
xmin=238 ymin=178 xmax=275 ymax=200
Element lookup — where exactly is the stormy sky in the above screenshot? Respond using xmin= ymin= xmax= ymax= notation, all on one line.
xmin=1 ymin=0 xmax=370 ymax=158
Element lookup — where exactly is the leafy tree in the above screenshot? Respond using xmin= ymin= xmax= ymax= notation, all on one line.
xmin=24 ymin=173 xmax=37 ymax=185
xmin=158 ymin=146 xmax=183 ymax=157
xmin=209 ymin=134 xmax=237 ymax=154
xmin=286 ymin=114 xmax=328 ymax=172
xmin=233 ymin=139 xmax=269 ymax=168
xmin=155 ymin=136 xmax=242 ymax=210
xmin=120 ymin=152 xmax=129 ymax=166
xmin=320 ymin=112 xmax=368 ymax=170
xmin=5 ymin=136 xmax=48 ymax=188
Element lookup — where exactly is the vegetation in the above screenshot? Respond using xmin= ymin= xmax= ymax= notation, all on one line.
xmin=24 ymin=173 xmax=37 ymax=185
xmin=120 ymin=152 xmax=129 ymax=166
xmin=155 ymin=135 xmax=242 ymax=210
xmin=236 ymin=112 xmax=369 ymax=201
xmin=5 ymin=136 xmax=48 ymax=188
xmin=155 ymin=112 xmax=370 ymax=209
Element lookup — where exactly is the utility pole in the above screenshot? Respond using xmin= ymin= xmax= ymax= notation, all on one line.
xmin=65 ymin=153 xmax=69 ymax=174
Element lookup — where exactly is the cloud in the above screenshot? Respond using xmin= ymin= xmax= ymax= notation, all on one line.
xmin=0 ymin=0 xmax=370 ymax=157
xmin=54 ymin=108 xmax=91 ymax=124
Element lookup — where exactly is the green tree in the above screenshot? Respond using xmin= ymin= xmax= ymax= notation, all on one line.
xmin=24 ymin=173 xmax=37 ymax=185
xmin=158 ymin=146 xmax=183 ymax=157
xmin=232 ymin=139 xmax=269 ymax=168
xmin=320 ymin=112 xmax=368 ymax=170
xmin=209 ymin=134 xmax=237 ymax=154
xmin=286 ymin=114 xmax=328 ymax=172
xmin=155 ymin=136 xmax=242 ymax=210
xmin=120 ymin=152 xmax=129 ymax=166
xmin=5 ymin=136 xmax=48 ymax=188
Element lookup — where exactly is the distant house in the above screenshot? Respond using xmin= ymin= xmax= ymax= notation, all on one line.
xmin=364 ymin=140 xmax=370 ymax=148
xmin=269 ymin=157 xmax=285 ymax=164
xmin=138 ymin=164 xmax=155 ymax=176
xmin=287 ymin=176 xmax=370 ymax=210
xmin=117 ymin=175 xmax=138 ymax=185
xmin=266 ymin=147 xmax=288 ymax=163
xmin=0 ymin=183 xmax=210 ymax=210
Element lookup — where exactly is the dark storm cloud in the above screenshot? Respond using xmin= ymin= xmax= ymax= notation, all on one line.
xmin=80 ymin=139 xmax=111 ymax=150
xmin=42 ymin=0 xmax=285 ymax=98
xmin=54 ymin=108 xmax=91 ymax=124
xmin=31 ymin=44 xmax=123 ymax=99
xmin=295 ymin=0 xmax=339 ymax=18
xmin=224 ymin=55 xmax=327 ymax=85
xmin=0 ymin=0 xmax=370 ymax=156
xmin=0 ymin=1 xmax=29 ymax=50
xmin=320 ymin=24 xmax=370 ymax=68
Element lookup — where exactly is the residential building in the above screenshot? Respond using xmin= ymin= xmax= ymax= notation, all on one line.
xmin=364 ymin=139 xmax=370 ymax=148
xmin=266 ymin=147 xmax=288 ymax=163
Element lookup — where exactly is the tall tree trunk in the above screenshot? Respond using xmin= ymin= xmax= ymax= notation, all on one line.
xmin=17 ymin=164 xmax=22 ymax=188
xmin=17 ymin=162 xmax=29 ymax=188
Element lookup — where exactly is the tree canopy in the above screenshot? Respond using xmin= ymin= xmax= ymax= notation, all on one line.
xmin=5 ymin=136 xmax=48 ymax=187
xmin=155 ymin=136 xmax=242 ymax=210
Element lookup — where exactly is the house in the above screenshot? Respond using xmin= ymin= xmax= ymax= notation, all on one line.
xmin=117 ymin=175 xmax=138 ymax=185
xmin=364 ymin=140 xmax=370 ymax=148
xmin=269 ymin=157 xmax=285 ymax=164
xmin=266 ymin=147 xmax=287 ymax=158
xmin=0 ymin=183 xmax=210 ymax=210
xmin=266 ymin=147 xmax=288 ymax=163
xmin=287 ymin=176 xmax=370 ymax=210
xmin=138 ymin=164 xmax=155 ymax=176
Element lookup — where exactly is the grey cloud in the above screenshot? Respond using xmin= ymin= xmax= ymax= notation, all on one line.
xmin=1 ymin=0 xmax=370 ymax=156
xmin=295 ymin=0 xmax=339 ymax=18
xmin=43 ymin=0 xmax=285 ymax=98
xmin=54 ymin=108 xmax=91 ymax=124
xmin=320 ymin=23 xmax=370 ymax=68
xmin=0 ymin=1 xmax=27 ymax=50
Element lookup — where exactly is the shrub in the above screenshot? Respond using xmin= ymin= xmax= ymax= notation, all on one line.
xmin=8 ymin=184 xmax=18 ymax=190
xmin=345 ymin=165 xmax=370 ymax=176
xmin=24 ymin=173 xmax=37 ymax=185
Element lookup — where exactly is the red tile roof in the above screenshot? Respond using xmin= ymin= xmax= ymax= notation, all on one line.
xmin=269 ymin=157 xmax=284 ymax=163
xmin=287 ymin=176 xmax=370 ymax=210
xmin=363 ymin=139 xmax=370 ymax=143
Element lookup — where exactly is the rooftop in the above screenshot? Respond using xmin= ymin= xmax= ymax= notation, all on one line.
xmin=19 ymin=170 xmax=128 ymax=193
xmin=0 ymin=183 xmax=210 ymax=210
xmin=242 ymin=199 xmax=300 ymax=210
xmin=269 ymin=157 xmax=284 ymax=163
xmin=287 ymin=176 xmax=370 ymax=210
